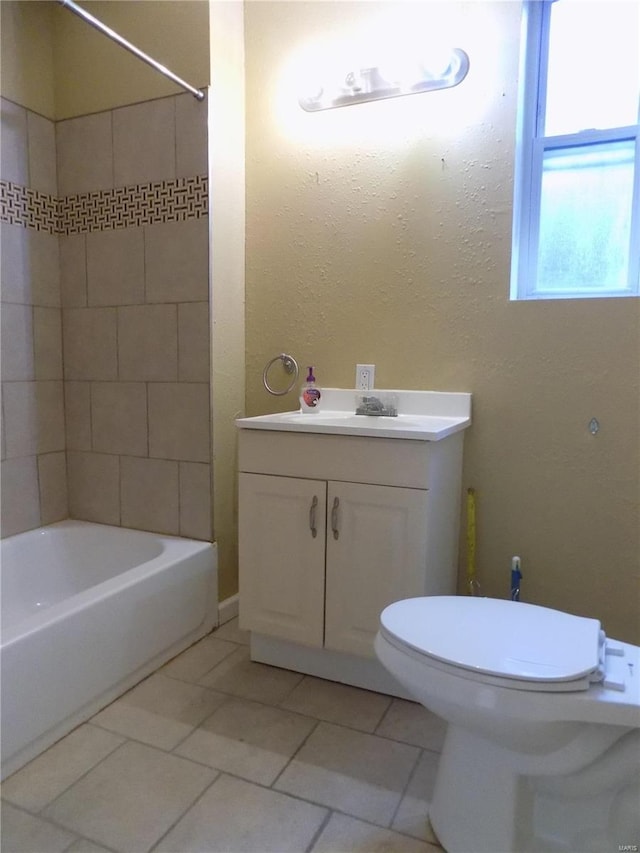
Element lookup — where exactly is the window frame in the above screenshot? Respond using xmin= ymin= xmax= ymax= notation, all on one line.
xmin=510 ymin=0 xmax=640 ymax=301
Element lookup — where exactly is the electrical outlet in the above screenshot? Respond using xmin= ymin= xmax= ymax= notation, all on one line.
xmin=355 ymin=364 xmax=375 ymax=390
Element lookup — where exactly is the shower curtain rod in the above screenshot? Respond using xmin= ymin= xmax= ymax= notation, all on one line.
xmin=58 ymin=0 xmax=205 ymax=101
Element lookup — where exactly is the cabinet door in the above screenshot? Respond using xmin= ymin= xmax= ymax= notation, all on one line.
xmin=239 ymin=473 xmax=326 ymax=647
xmin=325 ymin=481 xmax=428 ymax=658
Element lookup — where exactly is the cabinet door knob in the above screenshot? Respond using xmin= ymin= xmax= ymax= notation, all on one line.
xmin=331 ymin=496 xmax=340 ymax=540
xmin=309 ymin=495 xmax=318 ymax=538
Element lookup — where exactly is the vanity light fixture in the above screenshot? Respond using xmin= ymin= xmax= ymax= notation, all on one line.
xmin=298 ymin=48 xmax=470 ymax=112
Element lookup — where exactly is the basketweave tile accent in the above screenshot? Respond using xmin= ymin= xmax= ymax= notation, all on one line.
xmin=0 ymin=176 xmax=208 ymax=237
xmin=60 ymin=176 xmax=208 ymax=235
xmin=0 ymin=182 xmax=59 ymax=234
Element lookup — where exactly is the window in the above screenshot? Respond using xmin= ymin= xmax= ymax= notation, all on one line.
xmin=511 ymin=0 xmax=640 ymax=300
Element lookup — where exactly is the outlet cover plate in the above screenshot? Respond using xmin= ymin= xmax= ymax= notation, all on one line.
xmin=356 ymin=364 xmax=375 ymax=390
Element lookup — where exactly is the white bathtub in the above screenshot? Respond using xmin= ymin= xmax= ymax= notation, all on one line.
xmin=0 ymin=520 xmax=218 ymax=780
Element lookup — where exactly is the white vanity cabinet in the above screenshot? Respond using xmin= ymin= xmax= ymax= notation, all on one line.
xmin=237 ymin=396 xmax=470 ymax=696
xmin=238 ymin=472 xmax=326 ymax=648
xmin=239 ymin=471 xmax=428 ymax=658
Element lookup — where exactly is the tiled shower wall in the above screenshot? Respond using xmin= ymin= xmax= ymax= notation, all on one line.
xmin=1 ymin=93 xmax=212 ymax=541
xmin=1 ymin=98 xmax=65 ymax=536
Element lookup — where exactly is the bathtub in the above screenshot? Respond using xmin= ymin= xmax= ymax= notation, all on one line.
xmin=1 ymin=520 xmax=218 ymax=780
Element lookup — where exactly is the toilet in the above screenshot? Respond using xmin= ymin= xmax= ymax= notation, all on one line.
xmin=375 ymin=596 xmax=640 ymax=853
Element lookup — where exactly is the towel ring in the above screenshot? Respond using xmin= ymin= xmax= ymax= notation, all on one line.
xmin=262 ymin=353 xmax=299 ymax=396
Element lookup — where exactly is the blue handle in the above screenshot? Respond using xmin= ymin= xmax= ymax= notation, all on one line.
xmin=511 ymin=567 xmax=522 ymax=601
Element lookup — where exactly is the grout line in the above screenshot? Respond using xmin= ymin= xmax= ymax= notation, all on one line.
xmin=305 ymin=807 xmax=333 ymax=853
xmin=268 ymin=718 xmax=320 ymax=791
xmin=147 ymin=770 xmax=222 ymax=853
xmin=389 ymin=744 xmax=424 ymax=831
xmin=2 ymin=620 xmax=441 ymax=851
xmin=4 ymin=735 xmax=127 ymax=819
xmin=373 ymin=693 xmax=395 ymax=734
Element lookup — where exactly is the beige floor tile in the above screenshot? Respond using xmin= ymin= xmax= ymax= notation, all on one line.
xmin=1 ymin=724 xmax=125 ymax=813
xmin=376 ymin=699 xmax=447 ymax=752
xmin=156 ymin=773 xmax=328 ymax=853
xmin=391 ymin=750 xmax=441 ymax=844
xmin=42 ymin=741 xmax=216 ymax=852
xmin=161 ymin=634 xmax=238 ymax=683
xmin=213 ymin=616 xmax=250 ymax=645
xmin=311 ymin=812 xmax=439 ymax=852
xmin=175 ymin=696 xmax=317 ymax=785
xmin=90 ymin=672 xmax=226 ymax=750
xmin=198 ymin=645 xmax=303 ymax=705
xmin=281 ymin=675 xmax=392 ymax=733
xmin=0 ymin=801 xmax=76 ymax=853
xmin=66 ymin=839 xmax=114 ymax=853
xmin=275 ymin=721 xmax=419 ymax=827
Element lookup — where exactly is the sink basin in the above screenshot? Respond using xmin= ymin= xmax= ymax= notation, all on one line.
xmin=236 ymin=389 xmax=471 ymax=441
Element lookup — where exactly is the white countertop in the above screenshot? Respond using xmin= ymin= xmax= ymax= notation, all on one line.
xmin=236 ymin=389 xmax=472 ymax=441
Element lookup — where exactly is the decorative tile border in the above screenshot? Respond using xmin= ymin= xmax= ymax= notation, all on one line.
xmin=0 ymin=175 xmax=208 ymax=236
xmin=0 ymin=182 xmax=59 ymax=234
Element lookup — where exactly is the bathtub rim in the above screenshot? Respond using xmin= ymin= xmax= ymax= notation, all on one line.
xmin=0 ymin=520 xmax=218 ymax=780
xmin=1 ymin=519 xmax=215 ymax=647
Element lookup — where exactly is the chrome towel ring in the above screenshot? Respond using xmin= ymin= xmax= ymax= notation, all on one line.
xmin=262 ymin=353 xmax=299 ymax=396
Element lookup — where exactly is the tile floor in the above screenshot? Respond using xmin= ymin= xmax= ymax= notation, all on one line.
xmin=1 ymin=619 xmax=446 ymax=853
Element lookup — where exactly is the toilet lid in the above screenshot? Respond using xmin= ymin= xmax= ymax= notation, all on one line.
xmin=379 ymin=597 xmax=603 ymax=685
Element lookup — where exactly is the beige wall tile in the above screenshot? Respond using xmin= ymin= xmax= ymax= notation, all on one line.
xmin=62 ymin=307 xmax=117 ymax=381
xmin=1 ymin=392 xmax=6 ymax=460
xmin=91 ymin=382 xmax=147 ymax=457
xmin=179 ymin=461 xmax=211 ymax=540
xmin=38 ymin=450 xmax=68 ymax=525
xmin=64 ymin=381 xmax=92 ymax=451
xmin=67 ymin=451 xmax=120 ymax=525
xmin=37 ymin=381 xmax=66 ymax=454
xmin=59 ymin=234 xmax=87 ymax=307
xmin=145 ymin=218 xmax=209 ymax=303
xmin=178 ymin=302 xmax=210 ymax=382
xmin=1 ymin=227 xmax=61 ymax=307
xmin=113 ymin=98 xmax=176 ymax=187
xmin=0 ymin=456 xmax=41 ymax=537
xmin=29 ymin=229 xmax=60 ymax=307
xmin=121 ymin=456 xmax=179 ymax=535
xmin=0 ymin=97 xmax=28 ymax=185
xmin=175 ymin=92 xmax=208 ymax=178
xmin=56 ymin=112 xmax=113 ymax=196
xmin=118 ymin=304 xmax=178 ymax=381
xmin=2 ymin=382 xmax=36 ymax=457
xmin=3 ymin=381 xmax=65 ymax=457
xmin=0 ymin=223 xmax=29 ymax=304
xmin=34 ymin=306 xmax=63 ymax=380
xmin=27 ymin=111 xmax=57 ymax=196
xmin=87 ymin=228 xmax=144 ymax=307
xmin=1 ymin=303 xmax=34 ymax=380
xmin=148 ymin=383 xmax=210 ymax=463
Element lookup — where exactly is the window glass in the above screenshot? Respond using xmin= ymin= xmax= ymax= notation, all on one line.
xmin=537 ymin=139 xmax=635 ymax=292
xmin=511 ymin=0 xmax=639 ymax=299
xmin=544 ymin=0 xmax=639 ymax=136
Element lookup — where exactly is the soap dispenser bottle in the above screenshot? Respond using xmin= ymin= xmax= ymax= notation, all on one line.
xmin=300 ymin=366 xmax=321 ymax=413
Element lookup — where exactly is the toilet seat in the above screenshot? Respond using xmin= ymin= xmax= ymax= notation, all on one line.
xmin=379 ymin=597 xmax=605 ymax=692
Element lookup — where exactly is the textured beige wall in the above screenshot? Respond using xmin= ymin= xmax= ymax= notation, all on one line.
xmin=209 ymin=0 xmax=246 ymax=602
xmin=53 ymin=1 xmax=209 ymax=119
xmin=245 ymin=1 xmax=640 ymax=643
xmin=0 ymin=2 xmax=57 ymax=118
xmin=1 ymin=2 xmax=209 ymax=120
